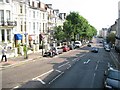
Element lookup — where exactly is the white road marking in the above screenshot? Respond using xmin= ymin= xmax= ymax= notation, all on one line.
xmin=91 ymin=73 xmax=96 ymax=88
xmin=48 ymin=72 xmax=64 ymax=84
xmin=79 ymin=54 xmax=86 ymax=57
xmin=13 ymin=86 xmax=19 ymax=89
xmin=97 ymin=60 xmax=99 ymax=64
xmin=55 ymin=69 xmax=62 ymax=73
xmin=84 ymin=59 xmax=91 ymax=64
xmin=32 ymin=69 xmax=54 ymax=80
xmin=36 ymin=78 xmax=46 ymax=84
xmin=72 ymin=59 xmax=77 ymax=61
xmin=58 ymin=62 xmax=69 ymax=68
xmin=95 ymin=64 xmax=98 ymax=71
xmin=72 ymin=54 xmax=86 ymax=62
xmin=67 ymin=64 xmax=71 ymax=69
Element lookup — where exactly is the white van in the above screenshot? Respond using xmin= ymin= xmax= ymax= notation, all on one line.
xmin=74 ymin=41 xmax=82 ymax=48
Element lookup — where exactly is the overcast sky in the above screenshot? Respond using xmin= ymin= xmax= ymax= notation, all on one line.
xmin=41 ymin=0 xmax=120 ymax=30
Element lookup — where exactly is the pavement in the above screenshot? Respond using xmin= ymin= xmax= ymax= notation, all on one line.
xmin=0 ymin=50 xmax=43 ymax=70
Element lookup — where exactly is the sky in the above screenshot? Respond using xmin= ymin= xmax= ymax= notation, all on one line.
xmin=41 ymin=0 xmax=120 ymax=30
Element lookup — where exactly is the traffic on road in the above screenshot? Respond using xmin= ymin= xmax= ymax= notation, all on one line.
xmin=1 ymin=38 xmax=120 ymax=90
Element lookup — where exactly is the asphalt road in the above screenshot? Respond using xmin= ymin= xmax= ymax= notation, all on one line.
xmin=47 ymin=41 xmax=113 ymax=88
xmin=1 ymin=38 xmax=119 ymax=89
xmin=2 ymin=45 xmax=88 ymax=89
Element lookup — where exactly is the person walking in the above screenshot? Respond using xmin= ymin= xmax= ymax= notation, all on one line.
xmin=1 ymin=47 xmax=7 ymax=62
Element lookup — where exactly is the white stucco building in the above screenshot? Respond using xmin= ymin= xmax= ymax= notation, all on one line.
xmin=0 ymin=0 xmax=66 ymax=50
xmin=0 ymin=0 xmax=17 ymax=46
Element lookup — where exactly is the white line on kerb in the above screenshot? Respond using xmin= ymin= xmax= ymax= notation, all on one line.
xmin=58 ymin=62 xmax=69 ymax=68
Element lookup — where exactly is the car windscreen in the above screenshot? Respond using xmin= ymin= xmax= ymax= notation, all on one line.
xmin=108 ymin=70 xmax=120 ymax=81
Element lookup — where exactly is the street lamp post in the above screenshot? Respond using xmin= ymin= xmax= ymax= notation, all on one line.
xmin=42 ymin=39 xmax=44 ymax=56
xmin=24 ymin=33 xmax=28 ymax=59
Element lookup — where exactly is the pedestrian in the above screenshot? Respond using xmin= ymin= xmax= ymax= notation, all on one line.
xmin=1 ymin=47 xmax=7 ymax=62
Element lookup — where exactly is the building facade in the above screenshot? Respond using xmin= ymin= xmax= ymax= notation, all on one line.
xmin=0 ymin=0 xmax=66 ymax=50
xmin=0 ymin=0 xmax=17 ymax=47
xmin=115 ymin=1 xmax=120 ymax=52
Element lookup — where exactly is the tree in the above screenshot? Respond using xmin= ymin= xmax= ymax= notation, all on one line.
xmin=54 ymin=26 xmax=65 ymax=42
xmin=86 ymin=25 xmax=97 ymax=40
xmin=57 ymin=11 xmax=97 ymax=43
xmin=66 ymin=12 xmax=82 ymax=41
xmin=63 ymin=20 xmax=73 ymax=43
xmin=107 ymin=33 xmax=115 ymax=46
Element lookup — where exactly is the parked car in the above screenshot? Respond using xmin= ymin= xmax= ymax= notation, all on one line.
xmin=74 ymin=41 xmax=82 ymax=48
xmin=105 ymin=47 xmax=111 ymax=52
xmin=104 ymin=67 xmax=120 ymax=89
xmin=104 ymin=44 xmax=111 ymax=52
xmin=68 ymin=44 xmax=74 ymax=50
xmin=43 ymin=47 xmax=60 ymax=57
xmin=87 ymin=43 xmax=91 ymax=47
xmin=91 ymin=47 xmax=98 ymax=53
xmin=89 ymin=41 xmax=93 ymax=43
xmin=62 ymin=45 xmax=70 ymax=52
xmin=43 ymin=48 xmax=56 ymax=57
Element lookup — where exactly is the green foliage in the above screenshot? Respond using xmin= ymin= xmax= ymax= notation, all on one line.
xmin=54 ymin=26 xmax=65 ymax=41
xmin=53 ymin=11 xmax=97 ymax=43
xmin=63 ymin=20 xmax=73 ymax=41
xmin=107 ymin=33 xmax=115 ymax=44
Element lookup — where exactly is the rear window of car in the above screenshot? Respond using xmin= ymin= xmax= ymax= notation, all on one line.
xmin=108 ymin=70 xmax=120 ymax=81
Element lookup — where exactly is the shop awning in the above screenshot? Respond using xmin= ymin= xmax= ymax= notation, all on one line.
xmin=14 ymin=34 xmax=22 ymax=40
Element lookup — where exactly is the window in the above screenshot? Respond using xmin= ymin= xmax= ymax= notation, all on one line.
xmin=37 ymin=11 xmax=39 ymax=17
xmin=6 ymin=0 xmax=9 ymax=3
xmin=37 ymin=2 xmax=40 ymax=8
xmin=24 ymin=22 xmax=26 ymax=32
xmin=43 ymin=23 xmax=44 ymax=33
xmin=33 ymin=22 xmax=35 ymax=33
xmin=21 ymin=21 xmax=23 ymax=32
xmin=20 ymin=5 xmax=22 ymax=13
xmin=1 ymin=29 xmax=5 ymax=41
xmin=39 ymin=23 xmax=41 ymax=32
xmin=21 ymin=25 xmax=23 ymax=32
xmin=0 ymin=0 xmax=3 ymax=2
xmin=32 ymin=1 xmax=34 ymax=7
xmin=43 ymin=13 xmax=44 ymax=19
xmin=0 ymin=10 xmax=4 ymax=21
xmin=7 ymin=29 xmax=11 ymax=41
xmin=37 ymin=22 xmax=38 ymax=31
xmin=29 ymin=10 xmax=31 ymax=17
xmin=6 ymin=10 xmax=10 ymax=21
xmin=33 ymin=11 xmax=35 ymax=18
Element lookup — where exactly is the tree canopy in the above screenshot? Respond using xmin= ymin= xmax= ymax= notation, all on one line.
xmin=54 ymin=11 xmax=97 ymax=43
